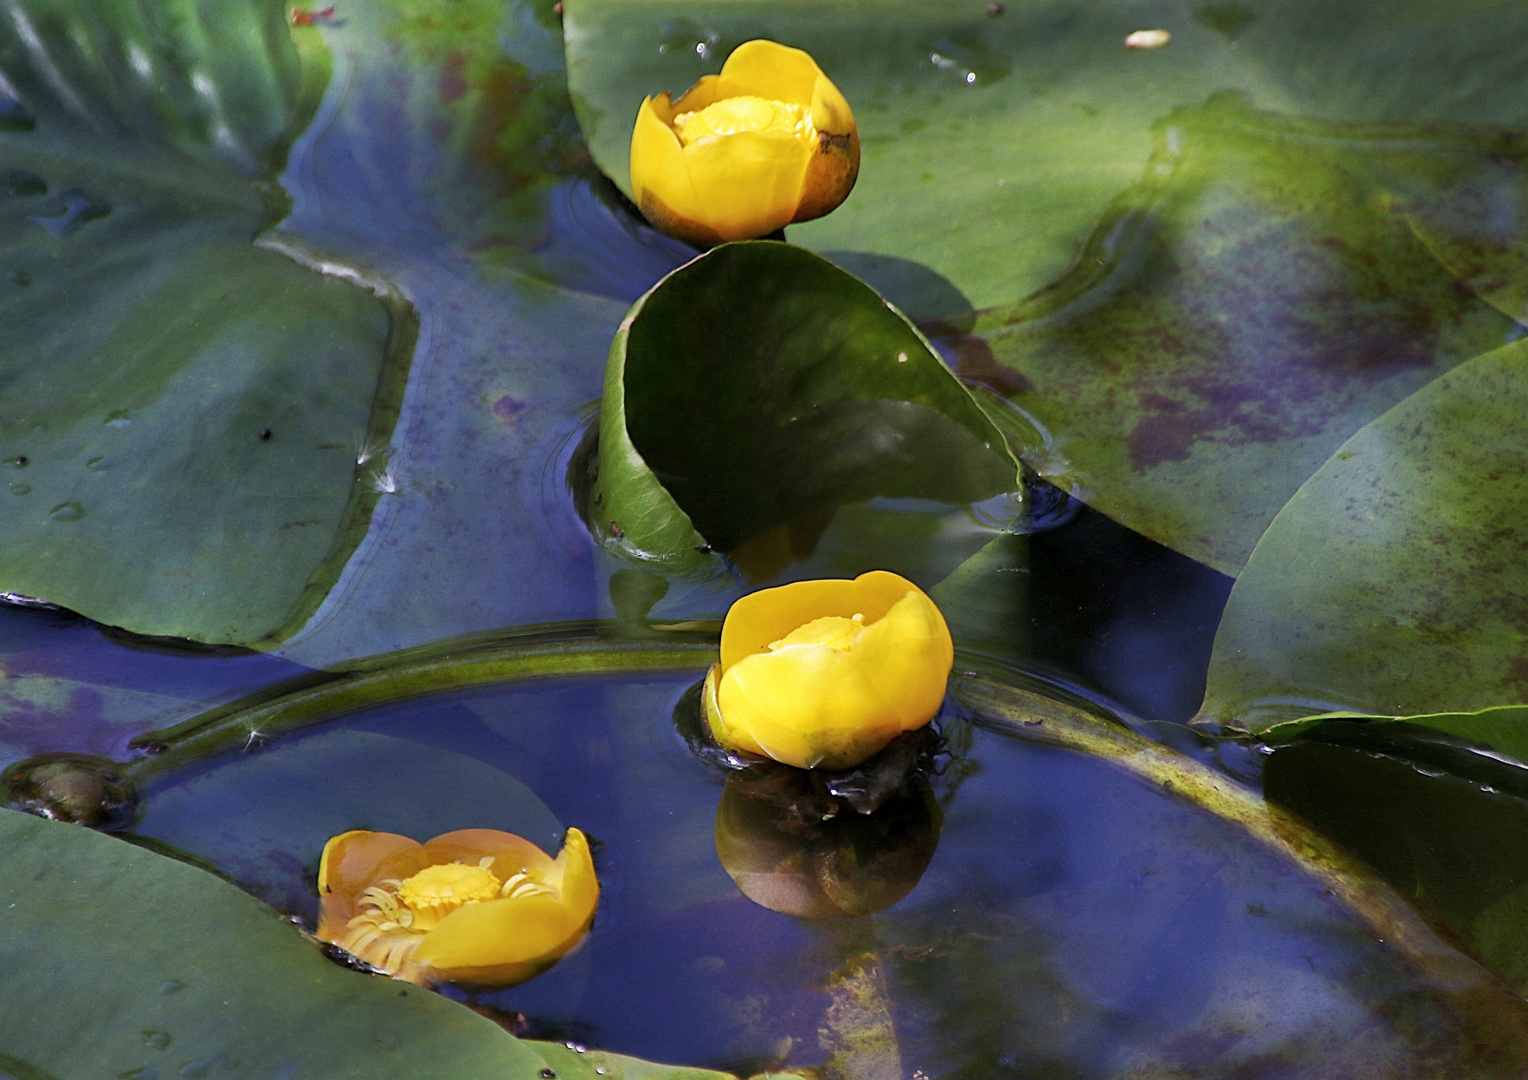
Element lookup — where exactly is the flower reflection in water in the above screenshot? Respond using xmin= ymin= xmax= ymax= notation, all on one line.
xmin=714 ymin=753 xmax=943 ymax=919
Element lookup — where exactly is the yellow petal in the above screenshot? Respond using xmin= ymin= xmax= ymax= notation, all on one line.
xmin=548 ymin=827 xmax=599 ymax=921
xmin=679 ymin=128 xmax=810 ymax=241
xmin=412 ymin=893 xmax=585 ymax=985
xmin=719 ymin=571 xmax=927 ymax=671
xmin=669 ymin=72 xmax=724 ymax=114
xmin=795 ymin=74 xmax=860 ymax=223
xmin=718 ymin=641 xmax=905 ymax=769
xmin=316 ymin=830 xmax=430 ymax=946
xmin=850 ymin=589 xmax=954 ymax=731
xmin=413 ymin=829 xmax=598 ymax=987
xmin=317 ymin=832 xmax=427 ymax=906
xmin=716 ymin=39 xmax=821 ymax=107
xmin=704 ymin=661 xmax=768 ymax=758
xmin=807 ymin=72 xmax=855 ymax=137
xmin=630 ymin=93 xmax=722 ymax=245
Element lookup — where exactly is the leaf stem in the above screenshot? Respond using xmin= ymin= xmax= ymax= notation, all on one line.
xmin=121 ymin=622 xmax=720 ymax=784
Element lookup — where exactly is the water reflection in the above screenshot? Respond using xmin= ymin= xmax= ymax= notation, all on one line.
xmin=715 ymin=767 xmax=941 ymax=918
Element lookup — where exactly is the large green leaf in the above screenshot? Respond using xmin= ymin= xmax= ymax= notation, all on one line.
xmin=0 ymin=0 xmax=398 ymax=645
xmin=967 ymin=100 xmax=1518 ymax=573
xmin=0 ymin=807 xmax=728 ymax=1080
xmin=563 ymin=0 xmax=1528 ymax=315
xmin=563 ymin=0 xmax=1528 ymax=574
xmin=590 ymin=241 xmax=1017 ymax=579
xmin=1200 ymin=339 xmax=1528 ymax=730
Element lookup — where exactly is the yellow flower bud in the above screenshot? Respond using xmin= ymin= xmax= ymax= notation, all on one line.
xmin=629 ymin=39 xmax=859 ymax=244
xmin=704 ymin=571 xmax=954 ymax=769
xmin=316 ymin=826 xmax=597 ymax=988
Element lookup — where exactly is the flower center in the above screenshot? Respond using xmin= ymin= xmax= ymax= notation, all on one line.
xmin=396 ymin=862 xmax=503 ymax=928
xmin=671 ymin=95 xmax=817 ymax=148
xmin=769 ymin=612 xmax=864 ymax=653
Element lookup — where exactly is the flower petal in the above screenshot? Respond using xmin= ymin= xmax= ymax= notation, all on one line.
xmin=316 ymin=831 xmax=429 ymax=943
xmin=422 ymin=829 xmax=556 ymax=880
xmin=548 ymin=827 xmax=599 ymax=920
xmin=719 ymin=643 xmax=904 ymax=768
xmin=413 ymin=892 xmax=588 ymax=986
xmin=630 ymin=93 xmax=721 ymax=245
xmin=795 ymin=75 xmax=860 ymax=223
xmin=719 ymin=570 xmax=926 ymax=671
xmin=851 ymin=589 xmax=954 ymax=731
xmin=670 ymin=72 xmax=725 ymax=114
xmin=317 ymin=831 xmax=427 ymax=906
xmin=679 ymin=129 xmax=810 ymax=241
xmin=409 ymin=827 xmax=598 ymax=987
xmin=704 ymin=661 xmax=768 ymax=757
xmin=716 ymin=39 xmax=821 ymax=107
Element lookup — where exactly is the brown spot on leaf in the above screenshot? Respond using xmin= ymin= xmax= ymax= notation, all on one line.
xmin=492 ymin=394 xmax=528 ymax=424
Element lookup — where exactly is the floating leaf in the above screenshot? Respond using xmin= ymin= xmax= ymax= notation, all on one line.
xmin=589 ymin=241 xmax=1017 ymax=578
xmin=0 ymin=0 xmax=399 ymax=645
xmin=563 ymin=0 xmax=1528 ymax=317
xmin=1201 ymin=339 xmax=1528 ymax=730
xmin=563 ymin=0 xmax=1528 ymax=573
xmin=968 ymin=99 xmax=1517 ymax=573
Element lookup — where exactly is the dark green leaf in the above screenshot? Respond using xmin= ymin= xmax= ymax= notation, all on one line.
xmin=1201 ymin=339 xmax=1528 ymax=730
xmin=0 ymin=0 xmax=397 ymax=645
xmin=968 ymin=99 xmax=1518 ymax=573
xmin=590 ymin=241 xmax=1017 ymax=577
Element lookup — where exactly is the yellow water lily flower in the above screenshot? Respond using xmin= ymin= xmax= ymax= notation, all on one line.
xmin=316 ymin=826 xmax=597 ymax=988
xmin=629 ymin=39 xmax=859 ymax=244
xmin=704 ymin=571 xmax=953 ymax=769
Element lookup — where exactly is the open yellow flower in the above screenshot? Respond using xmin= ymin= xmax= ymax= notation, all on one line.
xmin=704 ymin=571 xmax=953 ymax=769
xmin=316 ymin=827 xmax=597 ymax=988
xmin=629 ymin=39 xmax=859 ymax=244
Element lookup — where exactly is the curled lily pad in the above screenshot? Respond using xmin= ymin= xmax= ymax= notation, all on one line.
xmin=589 ymin=241 xmax=1018 ymax=577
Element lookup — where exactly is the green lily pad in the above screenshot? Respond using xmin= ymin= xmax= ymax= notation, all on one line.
xmin=563 ymin=0 xmax=1528 ymax=318
xmin=131 ymin=728 xmax=566 ymax=917
xmin=563 ymin=0 xmax=1528 ymax=575
xmin=968 ymin=98 xmax=1518 ymax=574
xmin=590 ymin=241 xmax=1017 ymax=578
xmin=1200 ymin=339 xmax=1528 ymax=730
xmin=0 ymin=807 xmax=729 ymax=1080
xmin=0 ymin=0 xmax=398 ymax=645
